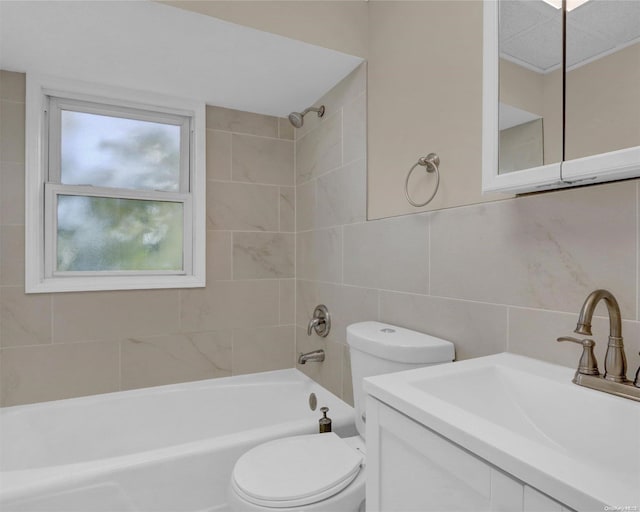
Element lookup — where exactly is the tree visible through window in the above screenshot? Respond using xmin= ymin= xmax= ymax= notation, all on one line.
xmin=26 ymin=76 xmax=205 ymax=293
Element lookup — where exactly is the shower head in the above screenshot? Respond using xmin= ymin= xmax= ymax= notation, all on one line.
xmin=288 ymin=105 xmax=325 ymax=128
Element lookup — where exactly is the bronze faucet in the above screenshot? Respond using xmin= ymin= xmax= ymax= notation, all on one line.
xmin=558 ymin=289 xmax=640 ymax=402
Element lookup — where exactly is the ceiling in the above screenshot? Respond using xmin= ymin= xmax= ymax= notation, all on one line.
xmin=0 ymin=1 xmax=363 ymax=117
xmin=500 ymin=0 xmax=640 ymax=73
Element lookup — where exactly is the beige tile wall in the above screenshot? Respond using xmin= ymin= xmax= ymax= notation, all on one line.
xmin=294 ymin=63 xmax=640 ymax=405
xmin=0 ymin=71 xmax=297 ymax=406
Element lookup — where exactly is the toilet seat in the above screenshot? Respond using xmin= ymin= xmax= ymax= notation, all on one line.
xmin=231 ymin=433 xmax=363 ymax=508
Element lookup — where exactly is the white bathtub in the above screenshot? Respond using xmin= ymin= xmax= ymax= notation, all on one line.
xmin=0 ymin=369 xmax=356 ymax=512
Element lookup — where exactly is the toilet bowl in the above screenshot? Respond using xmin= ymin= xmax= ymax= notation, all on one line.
xmin=227 ymin=321 xmax=455 ymax=512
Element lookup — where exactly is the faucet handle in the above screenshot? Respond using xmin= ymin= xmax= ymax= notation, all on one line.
xmin=557 ymin=337 xmax=600 ymax=376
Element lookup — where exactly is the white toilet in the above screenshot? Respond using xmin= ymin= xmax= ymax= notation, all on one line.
xmin=227 ymin=321 xmax=455 ymax=512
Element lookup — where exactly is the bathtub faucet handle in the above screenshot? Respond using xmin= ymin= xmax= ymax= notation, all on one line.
xmin=307 ymin=305 xmax=331 ymax=337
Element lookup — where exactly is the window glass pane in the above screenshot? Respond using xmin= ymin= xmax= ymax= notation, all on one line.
xmin=57 ymin=195 xmax=183 ymax=272
xmin=61 ymin=110 xmax=181 ymax=191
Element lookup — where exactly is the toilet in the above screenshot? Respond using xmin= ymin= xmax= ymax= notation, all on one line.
xmin=227 ymin=321 xmax=455 ymax=512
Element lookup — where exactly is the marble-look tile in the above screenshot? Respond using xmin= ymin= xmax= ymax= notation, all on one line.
xmin=206 ymin=129 xmax=231 ymax=181
xmin=343 ymin=92 xmax=367 ymax=165
xmin=279 ymin=187 xmax=295 ymax=233
xmin=280 ymin=279 xmax=295 ymax=325
xmin=53 ymin=290 xmax=180 ymax=343
xmin=206 ymin=230 xmax=232 ymax=282
xmin=206 ymin=105 xmax=278 ymax=138
xmin=207 ymin=181 xmax=279 ymax=232
xmin=0 ymin=341 xmax=119 ymax=406
xmin=296 ymin=111 xmax=342 ymax=184
xmin=233 ymin=232 xmax=294 ymax=279
xmin=0 ymin=287 xmax=51 ymax=347
xmin=0 ymin=71 xmax=25 ymax=102
xmin=181 ymin=280 xmax=280 ymax=332
xmin=343 ymin=213 xmax=429 ymax=294
xmin=1 ymin=163 xmax=24 ymax=225
xmin=295 ymin=326 xmax=343 ymax=397
xmin=342 ymin=345 xmax=354 ymax=406
xmin=295 ymin=180 xmax=316 ymax=232
xmin=121 ymin=331 xmax=232 ymax=390
xmin=430 ymin=181 xmax=637 ymax=318
xmin=316 ymin=159 xmax=366 ymax=228
xmin=232 ymin=134 xmax=294 ymax=186
xmin=0 ymin=100 xmax=25 ymax=163
xmin=296 ymin=228 xmax=342 ymax=283
xmin=295 ymin=63 xmax=366 ymax=140
xmin=296 ymin=280 xmax=379 ymax=347
xmin=0 ymin=225 xmax=24 ymax=286
xmin=233 ymin=325 xmax=295 ymax=375
xmin=278 ymin=118 xmax=294 ymax=140
xmin=379 ymin=291 xmax=508 ymax=361
xmin=508 ymin=306 xmax=640 ymax=374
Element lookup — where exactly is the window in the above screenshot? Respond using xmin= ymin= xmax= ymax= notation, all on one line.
xmin=26 ymin=75 xmax=206 ymax=292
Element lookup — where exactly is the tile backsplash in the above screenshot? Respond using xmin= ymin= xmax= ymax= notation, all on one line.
xmin=2 ymin=65 xmax=639 ymax=407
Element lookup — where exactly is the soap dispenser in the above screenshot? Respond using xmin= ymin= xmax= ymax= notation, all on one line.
xmin=319 ymin=407 xmax=332 ymax=433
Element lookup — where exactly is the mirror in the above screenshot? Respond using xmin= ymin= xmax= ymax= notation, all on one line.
xmin=498 ymin=0 xmax=563 ymax=174
xmin=565 ymin=0 xmax=640 ymax=160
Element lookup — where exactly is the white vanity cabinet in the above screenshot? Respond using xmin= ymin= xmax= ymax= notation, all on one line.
xmin=366 ymin=397 xmax=575 ymax=512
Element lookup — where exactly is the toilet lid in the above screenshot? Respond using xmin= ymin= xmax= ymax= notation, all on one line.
xmin=232 ymin=433 xmax=363 ymax=508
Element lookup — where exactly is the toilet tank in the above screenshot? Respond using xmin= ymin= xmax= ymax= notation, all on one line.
xmin=347 ymin=321 xmax=455 ymax=438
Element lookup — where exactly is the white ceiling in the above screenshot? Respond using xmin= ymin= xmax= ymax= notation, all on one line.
xmin=500 ymin=0 xmax=640 ymax=73
xmin=0 ymin=1 xmax=363 ymax=117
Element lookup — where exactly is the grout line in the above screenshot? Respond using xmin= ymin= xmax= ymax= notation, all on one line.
xmin=206 ymin=178 xmax=294 ymax=189
xmin=636 ymin=182 xmax=639 ymax=321
xmin=206 ymin=127 xmax=289 ymax=144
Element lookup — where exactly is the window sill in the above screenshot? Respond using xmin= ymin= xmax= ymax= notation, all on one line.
xmin=25 ymin=274 xmax=206 ymax=294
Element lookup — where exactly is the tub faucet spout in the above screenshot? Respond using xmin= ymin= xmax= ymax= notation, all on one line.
xmin=298 ymin=350 xmax=325 ymax=365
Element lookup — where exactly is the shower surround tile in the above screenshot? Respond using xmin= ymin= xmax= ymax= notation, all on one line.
xmin=206 ymin=105 xmax=278 ymax=138
xmin=279 ymin=187 xmax=295 ymax=233
xmin=233 ymin=232 xmax=294 ymax=279
xmin=343 ymin=93 xmax=367 ymax=165
xmin=232 ymin=134 xmax=294 ymax=186
xmin=53 ymin=290 xmax=180 ymax=343
xmin=0 ymin=287 xmax=51 ymax=347
xmin=295 ymin=326 xmax=344 ymax=398
xmin=296 ymin=280 xmax=379 ymax=347
xmin=0 ymin=341 xmax=119 ymax=406
xmin=1 ymin=162 xmax=25 ymax=225
xmin=233 ymin=325 xmax=295 ymax=375
xmin=180 ymin=280 xmax=280 ymax=332
xmin=207 ymin=181 xmax=279 ymax=232
xmin=121 ymin=331 xmax=232 ymax=390
xmin=316 ymin=159 xmax=366 ymax=228
xmin=296 ymin=227 xmax=343 ymax=283
xmin=206 ymin=130 xmax=232 ymax=181
xmin=295 ymin=111 xmax=342 ymax=184
xmin=430 ymin=181 xmax=637 ymax=318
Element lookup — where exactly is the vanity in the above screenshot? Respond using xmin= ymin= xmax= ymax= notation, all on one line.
xmin=363 ymin=353 xmax=640 ymax=512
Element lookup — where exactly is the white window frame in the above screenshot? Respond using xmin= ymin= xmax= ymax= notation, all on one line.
xmin=25 ymin=74 xmax=206 ymax=293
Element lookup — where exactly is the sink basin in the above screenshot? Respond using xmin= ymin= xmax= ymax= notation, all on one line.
xmin=364 ymin=353 xmax=640 ymax=510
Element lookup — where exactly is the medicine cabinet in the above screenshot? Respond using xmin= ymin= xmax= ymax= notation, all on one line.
xmin=482 ymin=0 xmax=640 ymax=194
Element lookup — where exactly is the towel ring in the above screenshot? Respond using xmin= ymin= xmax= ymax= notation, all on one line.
xmin=404 ymin=153 xmax=440 ymax=207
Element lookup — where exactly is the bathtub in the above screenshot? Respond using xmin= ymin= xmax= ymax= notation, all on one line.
xmin=0 ymin=369 xmax=356 ymax=512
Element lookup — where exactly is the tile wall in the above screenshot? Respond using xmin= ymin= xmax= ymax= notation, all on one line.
xmin=2 ymin=64 xmax=639 ymax=408
xmin=294 ymin=63 xmax=640 ymax=404
xmin=0 ymin=71 xmax=297 ymax=406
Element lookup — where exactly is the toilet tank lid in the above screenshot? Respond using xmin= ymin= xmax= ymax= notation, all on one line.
xmin=347 ymin=322 xmax=455 ymax=364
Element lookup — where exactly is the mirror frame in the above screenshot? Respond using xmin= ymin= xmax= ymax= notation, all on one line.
xmin=482 ymin=0 xmax=640 ymax=195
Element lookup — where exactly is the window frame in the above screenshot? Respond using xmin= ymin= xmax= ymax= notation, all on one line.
xmin=25 ymin=74 xmax=206 ymax=293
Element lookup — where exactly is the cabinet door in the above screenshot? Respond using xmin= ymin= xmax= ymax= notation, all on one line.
xmin=367 ymin=397 xmax=529 ymax=512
